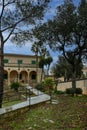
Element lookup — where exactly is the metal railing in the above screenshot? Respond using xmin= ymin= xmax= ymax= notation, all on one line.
xmin=0 ymin=86 xmax=45 ymax=108
xmin=0 ymin=89 xmax=28 ymax=107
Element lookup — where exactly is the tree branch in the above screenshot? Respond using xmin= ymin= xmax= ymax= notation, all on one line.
xmin=1 ymin=18 xmax=25 ymax=32
xmin=4 ymin=0 xmax=15 ymax=7
xmin=3 ymin=26 xmax=15 ymax=43
xmin=0 ymin=0 xmax=5 ymax=19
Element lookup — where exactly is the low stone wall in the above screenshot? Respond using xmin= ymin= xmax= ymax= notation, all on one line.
xmin=57 ymin=79 xmax=87 ymax=94
xmin=0 ymin=102 xmax=45 ymax=123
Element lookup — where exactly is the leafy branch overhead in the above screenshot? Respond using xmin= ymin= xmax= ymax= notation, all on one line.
xmin=0 ymin=0 xmax=50 ymax=44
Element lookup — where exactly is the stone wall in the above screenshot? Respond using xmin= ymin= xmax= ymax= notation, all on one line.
xmin=57 ymin=79 xmax=87 ymax=94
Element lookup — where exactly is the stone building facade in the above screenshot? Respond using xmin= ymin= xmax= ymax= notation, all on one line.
xmin=82 ymin=67 xmax=87 ymax=78
xmin=4 ymin=53 xmax=42 ymax=86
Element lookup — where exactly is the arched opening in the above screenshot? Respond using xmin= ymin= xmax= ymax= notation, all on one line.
xmin=4 ymin=70 xmax=8 ymax=80
xmin=10 ymin=70 xmax=18 ymax=83
xmin=20 ymin=71 xmax=28 ymax=83
xmin=29 ymin=71 xmax=37 ymax=80
xmin=29 ymin=71 xmax=37 ymax=87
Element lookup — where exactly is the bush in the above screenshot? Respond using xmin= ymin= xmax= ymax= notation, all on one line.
xmin=44 ymin=78 xmax=53 ymax=90
xmin=76 ymin=88 xmax=83 ymax=95
xmin=54 ymin=90 xmax=65 ymax=94
xmin=66 ymin=88 xmax=83 ymax=95
xmin=66 ymin=88 xmax=74 ymax=94
xmin=10 ymin=82 xmax=20 ymax=92
xmin=35 ymin=82 xmax=45 ymax=92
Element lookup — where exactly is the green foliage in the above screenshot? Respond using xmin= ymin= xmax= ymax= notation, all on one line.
xmin=33 ymin=0 xmax=87 ymax=94
xmin=10 ymin=82 xmax=20 ymax=92
xmin=66 ymin=88 xmax=83 ymax=95
xmin=35 ymin=82 xmax=45 ymax=92
xmin=52 ymin=56 xmax=83 ymax=81
xmin=66 ymin=88 xmax=74 ymax=94
xmin=75 ymin=88 xmax=83 ymax=95
xmin=45 ymin=56 xmax=53 ymax=75
xmin=44 ymin=78 xmax=53 ymax=89
xmin=54 ymin=90 xmax=65 ymax=94
xmin=45 ymin=56 xmax=53 ymax=66
xmin=39 ymin=57 xmax=45 ymax=68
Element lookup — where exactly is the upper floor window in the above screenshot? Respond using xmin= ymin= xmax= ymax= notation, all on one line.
xmin=32 ymin=60 xmax=36 ymax=64
xmin=18 ymin=60 xmax=22 ymax=64
xmin=4 ymin=59 xmax=8 ymax=63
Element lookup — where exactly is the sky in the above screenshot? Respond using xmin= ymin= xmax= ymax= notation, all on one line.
xmin=4 ymin=0 xmax=80 ymax=66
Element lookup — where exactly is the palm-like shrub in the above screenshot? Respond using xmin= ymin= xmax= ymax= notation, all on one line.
xmin=10 ymin=82 xmax=20 ymax=92
xmin=44 ymin=78 xmax=53 ymax=90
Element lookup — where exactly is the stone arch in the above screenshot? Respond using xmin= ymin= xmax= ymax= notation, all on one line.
xmin=4 ymin=70 xmax=8 ymax=80
xmin=10 ymin=70 xmax=18 ymax=83
xmin=29 ymin=71 xmax=37 ymax=87
xmin=20 ymin=71 xmax=28 ymax=83
xmin=29 ymin=71 xmax=37 ymax=80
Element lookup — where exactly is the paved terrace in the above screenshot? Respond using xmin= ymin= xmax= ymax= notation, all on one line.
xmin=0 ymin=86 xmax=50 ymax=115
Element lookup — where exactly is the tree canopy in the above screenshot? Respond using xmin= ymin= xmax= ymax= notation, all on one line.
xmin=52 ymin=56 xmax=83 ymax=81
xmin=32 ymin=0 xmax=87 ymax=95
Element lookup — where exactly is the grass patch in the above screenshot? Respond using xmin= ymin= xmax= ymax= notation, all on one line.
xmin=0 ymin=95 xmax=87 ymax=130
xmin=2 ymin=99 xmax=23 ymax=107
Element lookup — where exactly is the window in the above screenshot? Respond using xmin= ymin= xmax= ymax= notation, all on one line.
xmin=32 ymin=60 xmax=36 ymax=64
xmin=18 ymin=60 xmax=22 ymax=64
xmin=4 ymin=59 xmax=8 ymax=63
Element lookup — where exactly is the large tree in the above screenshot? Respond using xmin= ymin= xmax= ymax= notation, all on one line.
xmin=33 ymin=0 xmax=87 ymax=96
xmin=52 ymin=56 xmax=83 ymax=81
xmin=0 ymin=0 xmax=50 ymax=108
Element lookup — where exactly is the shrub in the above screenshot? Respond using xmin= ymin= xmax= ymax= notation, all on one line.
xmin=10 ymin=82 xmax=20 ymax=92
xmin=76 ymin=88 xmax=83 ymax=95
xmin=66 ymin=88 xmax=74 ymax=94
xmin=35 ymin=82 xmax=45 ymax=92
xmin=44 ymin=78 xmax=53 ymax=90
xmin=54 ymin=90 xmax=65 ymax=94
xmin=66 ymin=88 xmax=83 ymax=95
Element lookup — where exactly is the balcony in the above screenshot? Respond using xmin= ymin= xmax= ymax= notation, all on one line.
xmin=4 ymin=63 xmax=38 ymax=68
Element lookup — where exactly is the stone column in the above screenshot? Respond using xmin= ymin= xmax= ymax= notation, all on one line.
xmin=8 ymin=69 xmax=10 ymax=85
xmin=18 ymin=71 xmax=20 ymax=82
xmin=28 ymin=69 xmax=30 ymax=85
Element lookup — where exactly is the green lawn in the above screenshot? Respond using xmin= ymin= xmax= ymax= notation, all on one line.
xmin=2 ymin=99 xmax=23 ymax=107
xmin=0 ymin=94 xmax=87 ymax=130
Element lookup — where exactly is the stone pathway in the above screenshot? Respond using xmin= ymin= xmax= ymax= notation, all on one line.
xmin=26 ymin=86 xmax=44 ymax=95
xmin=0 ymin=86 xmax=50 ymax=115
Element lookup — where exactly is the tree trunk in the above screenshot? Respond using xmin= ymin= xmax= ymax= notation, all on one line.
xmin=41 ymin=67 xmax=43 ymax=82
xmin=47 ymin=65 xmax=50 ymax=76
xmin=36 ymin=53 xmax=38 ymax=84
xmin=72 ymin=70 xmax=76 ymax=96
xmin=0 ymin=33 xmax=4 ymax=108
